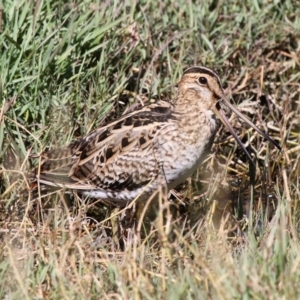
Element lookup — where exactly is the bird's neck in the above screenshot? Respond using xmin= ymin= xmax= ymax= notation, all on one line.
xmin=173 ymin=90 xmax=213 ymax=116
xmin=172 ymin=91 xmax=218 ymax=140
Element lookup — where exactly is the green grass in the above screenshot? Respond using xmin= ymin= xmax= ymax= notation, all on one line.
xmin=1 ymin=0 xmax=300 ymax=298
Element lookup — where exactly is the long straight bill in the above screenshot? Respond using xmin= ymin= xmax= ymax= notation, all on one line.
xmin=213 ymin=106 xmax=257 ymax=184
xmin=213 ymin=106 xmax=256 ymax=168
xmin=220 ymin=98 xmax=281 ymax=150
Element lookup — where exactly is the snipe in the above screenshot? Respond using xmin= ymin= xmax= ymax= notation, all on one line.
xmin=32 ymin=66 xmax=280 ymax=203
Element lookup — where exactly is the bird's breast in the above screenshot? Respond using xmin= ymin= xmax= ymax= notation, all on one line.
xmin=157 ymin=110 xmax=218 ymax=189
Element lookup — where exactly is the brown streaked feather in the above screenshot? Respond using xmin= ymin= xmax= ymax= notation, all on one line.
xmin=36 ymin=100 xmax=176 ymax=193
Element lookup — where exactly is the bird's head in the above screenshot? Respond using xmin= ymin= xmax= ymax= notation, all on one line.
xmin=178 ymin=66 xmax=280 ymax=172
xmin=177 ymin=66 xmax=225 ymax=110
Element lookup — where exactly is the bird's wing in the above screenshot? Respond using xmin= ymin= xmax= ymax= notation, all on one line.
xmin=36 ymin=100 xmax=178 ymax=192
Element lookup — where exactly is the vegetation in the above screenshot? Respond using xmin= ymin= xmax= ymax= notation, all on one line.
xmin=0 ymin=0 xmax=300 ymax=298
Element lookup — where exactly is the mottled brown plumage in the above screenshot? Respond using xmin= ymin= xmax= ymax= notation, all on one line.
xmin=33 ymin=66 xmax=280 ymax=203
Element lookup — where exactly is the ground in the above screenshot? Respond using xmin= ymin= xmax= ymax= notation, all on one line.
xmin=0 ymin=0 xmax=300 ymax=299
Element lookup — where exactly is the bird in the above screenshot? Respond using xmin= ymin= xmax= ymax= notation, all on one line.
xmin=31 ymin=66 xmax=280 ymax=204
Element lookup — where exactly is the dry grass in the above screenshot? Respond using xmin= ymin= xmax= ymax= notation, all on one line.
xmin=1 ymin=0 xmax=300 ymax=298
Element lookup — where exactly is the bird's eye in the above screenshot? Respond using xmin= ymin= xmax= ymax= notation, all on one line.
xmin=199 ymin=77 xmax=207 ymax=84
